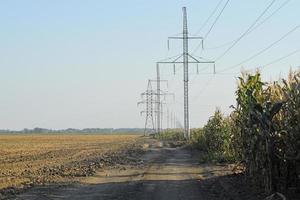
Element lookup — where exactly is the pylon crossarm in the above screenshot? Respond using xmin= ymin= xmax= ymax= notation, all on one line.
xmin=138 ymin=101 xmax=163 ymax=104
xmin=140 ymin=91 xmax=156 ymax=96
xmin=172 ymin=54 xmax=183 ymax=63
xmin=168 ymin=36 xmax=203 ymax=39
xmin=150 ymin=79 xmax=168 ymax=82
xmin=188 ymin=54 xmax=214 ymax=64
xmin=189 ymin=54 xmax=215 ymax=63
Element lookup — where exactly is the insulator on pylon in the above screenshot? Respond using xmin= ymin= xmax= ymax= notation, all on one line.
xmin=202 ymin=40 xmax=204 ymax=50
xmin=197 ymin=64 xmax=199 ymax=74
xmin=167 ymin=40 xmax=170 ymax=50
xmin=173 ymin=64 xmax=176 ymax=75
xmin=214 ymin=64 xmax=216 ymax=74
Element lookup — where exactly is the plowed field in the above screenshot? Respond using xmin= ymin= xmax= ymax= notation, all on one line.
xmin=0 ymin=134 xmax=142 ymax=190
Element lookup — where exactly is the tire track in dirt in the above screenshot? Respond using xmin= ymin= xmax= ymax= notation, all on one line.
xmin=12 ymin=141 xmax=234 ymax=200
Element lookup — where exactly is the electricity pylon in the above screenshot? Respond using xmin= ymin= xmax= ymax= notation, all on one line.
xmin=148 ymin=78 xmax=174 ymax=136
xmin=157 ymin=7 xmax=215 ymax=140
xmin=159 ymin=91 xmax=174 ymax=133
xmin=138 ymin=80 xmax=157 ymax=135
xmin=138 ymin=80 xmax=171 ymax=135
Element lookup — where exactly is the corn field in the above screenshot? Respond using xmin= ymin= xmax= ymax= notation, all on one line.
xmin=192 ymin=70 xmax=300 ymax=195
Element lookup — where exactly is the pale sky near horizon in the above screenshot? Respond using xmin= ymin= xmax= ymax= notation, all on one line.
xmin=1 ymin=0 xmax=300 ymax=130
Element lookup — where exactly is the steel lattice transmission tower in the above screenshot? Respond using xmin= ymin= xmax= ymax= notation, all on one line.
xmin=182 ymin=7 xmax=190 ymax=140
xmin=155 ymin=63 xmax=162 ymax=135
xmin=138 ymin=79 xmax=171 ymax=135
xmin=138 ymin=80 xmax=156 ymax=135
xmin=151 ymin=76 xmax=174 ymax=135
xmin=145 ymin=76 xmax=173 ymax=136
xmin=157 ymin=7 xmax=215 ymax=139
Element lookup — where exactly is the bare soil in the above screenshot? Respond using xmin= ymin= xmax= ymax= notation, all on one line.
xmin=0 ymin=134 xmax=144 ymax=199
xmin=6 ymin=139 xmax=297 ymax=200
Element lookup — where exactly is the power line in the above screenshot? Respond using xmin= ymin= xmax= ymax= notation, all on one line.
xmin=215 ymin=0 xmax=277 ymax=61
xmin=173 ymin=67 xmax=215 ymax=104
xmin=194 ymin=0 xmax=224 ymax=35
xmin=219 ymin=24 xmax=300 ymax=73
xmin=253 ymin=48 xmax=300 ymax=71
xmin=192 ymin=0 xmax=230 ymax=54
xmin=205 ymin=40 xmax=236 ymax=50
xmin=204 ymin=0 xmax=230 ymax=40
xmin=205 ymin=0 xmax=291 ymax=50
xmin=191 ymin=75 xmax=215 ymax=102
xmin=216 ymin=48 xmax=300 ymax=76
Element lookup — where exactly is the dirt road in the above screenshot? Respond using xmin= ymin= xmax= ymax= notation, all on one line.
xmin=12 ymin=141 xmax=240 ymax=200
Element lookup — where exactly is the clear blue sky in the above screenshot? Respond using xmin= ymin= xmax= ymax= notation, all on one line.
xmin=0 ymin=0 xmax=299 ymax=130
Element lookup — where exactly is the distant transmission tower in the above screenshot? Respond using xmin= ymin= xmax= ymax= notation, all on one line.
xmin=148 ymin=78 xmax=174 ymax=135
xmin=138 ymin=80 xmax=156 ymax=135
xmin=157 ymin=7 xmax=215 ymax=140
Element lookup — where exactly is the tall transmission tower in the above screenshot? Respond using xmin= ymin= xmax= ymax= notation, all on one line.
xmin=149 ymin=77 xmax=174 ymax=135
xmin=182 ymin=7 xmax=190 ymax=140
xmin=138 ymin=80 xmax=156 ymax=135
xmin=138 ymin=79 xmax=172 ymax=136
xmin=157 ymin=7 xmax=215 ymax=140
xmin=156 ymin=63 xmax=161 ymax=135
